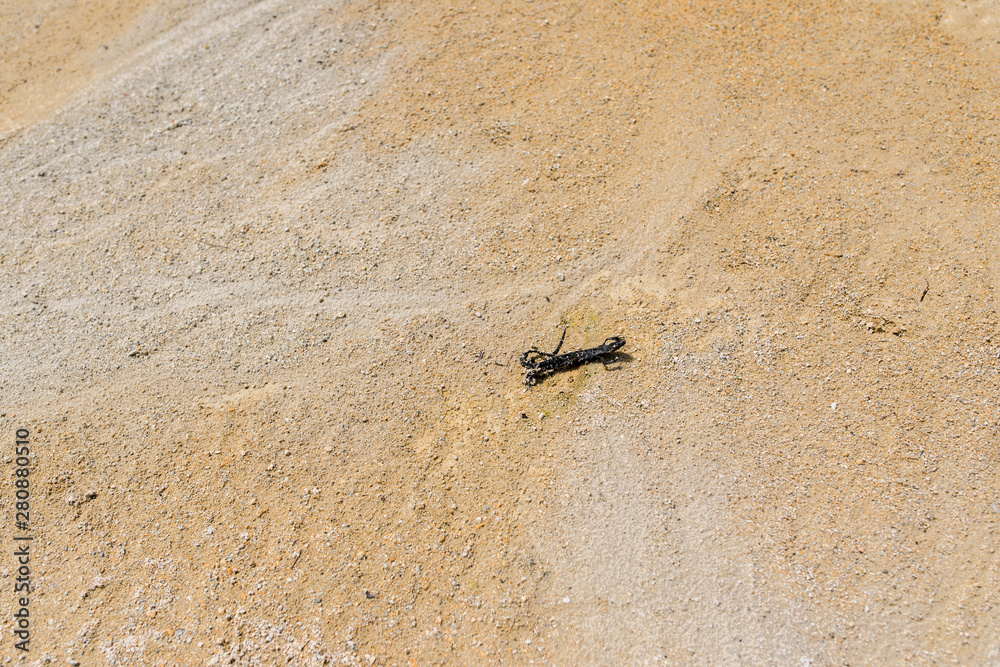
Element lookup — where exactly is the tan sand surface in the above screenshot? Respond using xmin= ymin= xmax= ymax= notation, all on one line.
xmin=2 ymin=0 xmax=1000 ymax=664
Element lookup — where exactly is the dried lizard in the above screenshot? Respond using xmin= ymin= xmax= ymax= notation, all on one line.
xmin=520 ymin=328 xmax=626 ymax=386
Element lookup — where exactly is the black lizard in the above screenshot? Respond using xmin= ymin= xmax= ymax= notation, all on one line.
xmin=520 ymin=328 xmax=626 ymax=386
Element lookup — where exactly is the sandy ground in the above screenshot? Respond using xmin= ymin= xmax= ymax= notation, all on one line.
xmin=2 ymin=0 xmax=1000 ymax=664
